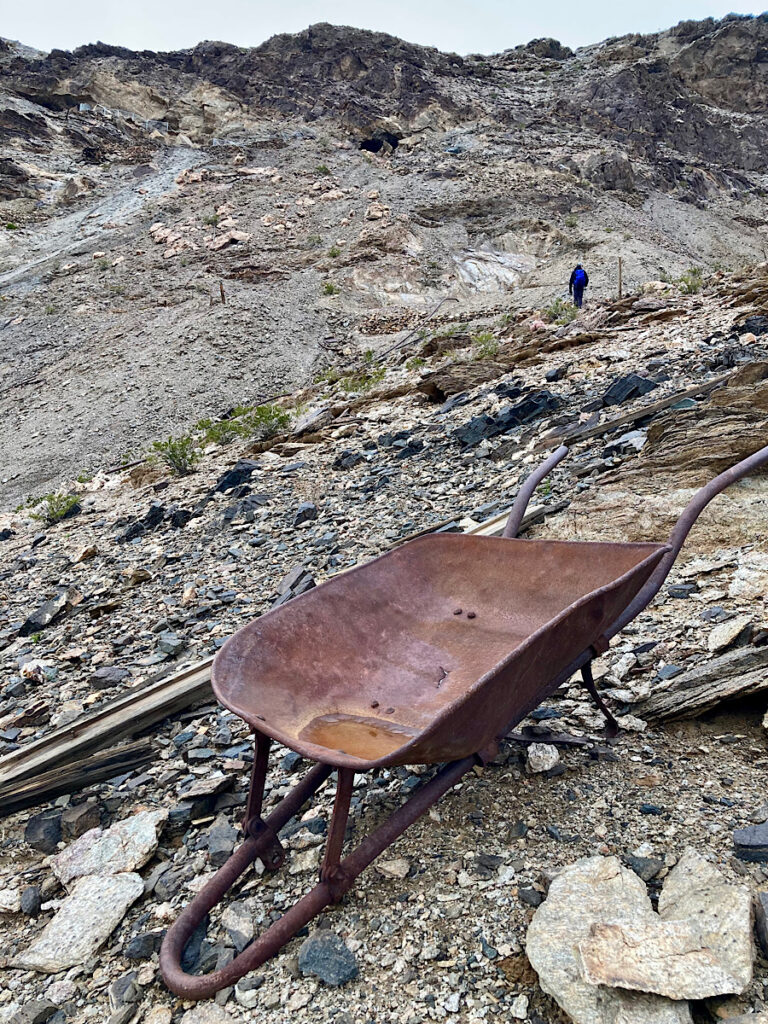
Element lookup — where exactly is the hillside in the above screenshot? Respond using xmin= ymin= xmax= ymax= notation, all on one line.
xmin=2 ymin=15 xmax=768 ymax=506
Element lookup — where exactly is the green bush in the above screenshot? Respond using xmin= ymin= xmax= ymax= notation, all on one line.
xmin=337 ymin=366 xmax=386 ymax=393
xmin=565 ymin=214 xmax=577 ymax=228
xmin=21 ymin=492 xmax=81 ymax=525
xmin=203 ymin=212 xmax=219 ymax=226
xmin=328 ymin=245 xmax=341 ymax=258
xmin=195 ymin=403 xmax=290 ymax=445
xmin=405 ymin=356 xmax=426 ymax=370
xmin=322 ymin=282 xmax=341 ymax=295
xmin=677 ymin=266 xmax=704 ymax=294
xmin=151 ymin=435 xmax=199 ymax=476
xmin=5 ymin=222 xmax=18 ymax=231
xmin=316 ymin=164 xmax=331 ymax=176
xmin=472 ymin=332 xmax=500 ymax=359
xmin=543 ymin=297 xmax=579 ymax=325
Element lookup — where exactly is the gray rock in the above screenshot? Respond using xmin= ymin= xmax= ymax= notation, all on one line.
xmin=734 ymin=822 xmax=768 ymax=862
xmin=20 ymin=885 xmax=42 ymax=916
xmin=12 ymin=872 xmax=144 ymax=972
xmin=293 ymin=501 xmax=318 ymax=526
xmin=526 ymin=856 xmax=693 ymax=1024
xmin=108 ymin=972 xmax=142 ymax=1011
xmin=207 ymin=817 xmax=237 ymax=867
xmin=624 ymin=854 xmax=665 ymax=881
xmin=580 ymin=848 xmax=752 ymax=1000
xmin=221 ymin=901 xmax=253 ymax=952
xmin=53 ymin=808 xmax=167 ymax=884
xmin=754 ymin=892 xmax=768 ymax=956
xmin=298 ymin=930 xmax=358 ymax=986
xmin=19 ymin=588 xmax=80 ymax=637
xmin=61 ymin=801 xmax=101 ymax=839
xmin=180 ymin=1006 xmax=237 ymax=1024
xmin=25 ymin=809 xmax=62 ymax=854
xmin=89 ymin=666 xmax=130 ymax=689
xmin=11 ymin=999 xmax=58 ymax=1024
xmin=124 ymin=930 xmax=163 ymax=960
xmin=157 ymin=631 xmax=186 ymax=656
xmin=106 ymin=1010 xmax=137 ymax=1024
xmin=526 ymin=742 xmax=559 ymax=773
xmin=708 ymin=614 xmax=753 ymax=653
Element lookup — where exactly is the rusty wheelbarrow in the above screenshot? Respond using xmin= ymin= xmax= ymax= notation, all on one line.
xmin=161 ymin=442 xmax=768 ymax=998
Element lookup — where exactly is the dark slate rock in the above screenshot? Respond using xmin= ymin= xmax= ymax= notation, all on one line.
xmin=13 ymin=999 xmax=58 ymax=1024
xmin=20 ymin=885 xmax=42 ymax=916
xmin=602 ymin=373 xmax=658 ymax=407
xmin=734 ymin=823 xmax=768 ymax=862
xmin=293 ymin=502 xmax=318 ymax=526
xmin=332 ymin=449 xmax=364 ymax=470
xmin=214 ymin=459 xmax=261 ymax=493
xmin=207 ymin=820 xmax=237 ymax=867
xmin=623 ymin=854 xmax=664 ymax=881
xmin=61 ymin=801 xmax=101 ymax=839
xmin=89 ymin=666 xmax=130 ymax=689
xmin=640 ymin=804 xmax=664 ymax=816
xmin=142 ymin=502 xmax=166 ymax=529
xmin=518 ymin=886 xmax=543 ymax=908
xmin=25 ymin=809 xmax=62 ymax=853
xmin=157 ymin=632 xmax=186 ymax=656
xmin=298 ymin=930 xmax=358 ymax=986
xmin=545 ymin=365 xmax=568 ymax=382
xmin=0 ymin=528 xmax=15 ymax=541
xmin=108 ymin=972 xmax=141 ymax=1011
xmin=755 ymin=892 xmax=768 ymax=955
xmin=115 ymin=521 xmax=145 ymax=544
xmin=180 ymin=914 xmax=210 ymax=972
xmin=124 ymin=930 xmax=164 ymax=960
xmin=281 ymin=751 xmax=303 ymax=772
xmin=19 ymin=591 xmax=72 ymax=636
xmin=454 ymin=390 xmax=562 ymax=446
xmin=657 ymin=664 xmax=683 ymax=680
xmin=106 ymin=1007 xmax=137 ymax=1024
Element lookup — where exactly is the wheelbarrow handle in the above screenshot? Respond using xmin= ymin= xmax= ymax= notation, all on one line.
xmin=503 ymin=445 xmax=569 ymax=538
xmin=607 ymin=442 xmax=768 ymax=638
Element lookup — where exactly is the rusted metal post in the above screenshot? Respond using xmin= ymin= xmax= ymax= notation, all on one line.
xmin=618 ymin=256 xmax=623 ymax=299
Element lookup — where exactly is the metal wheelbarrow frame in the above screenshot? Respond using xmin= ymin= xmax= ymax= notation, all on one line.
xmin=161 ymin=442 xmax=768 ymax=998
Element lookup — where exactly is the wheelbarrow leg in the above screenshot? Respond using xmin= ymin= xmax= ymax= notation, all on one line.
xmin=160 ymin=755 xmax=478 ymax=1000
xmin=580 ymin=662 xmax=619 ymax=738
xmin=503 ymin=445 xmax=569 ymax=538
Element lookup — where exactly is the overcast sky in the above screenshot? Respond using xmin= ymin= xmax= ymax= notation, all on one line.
xmin=7 ymin=1 xmax=767 ymax=55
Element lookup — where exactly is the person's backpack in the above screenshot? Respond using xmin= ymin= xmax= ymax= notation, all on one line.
xmin=573 ymin=268 xmax=587 ymax=287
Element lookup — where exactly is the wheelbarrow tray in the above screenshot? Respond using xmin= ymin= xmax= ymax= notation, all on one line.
xmin=212 ymin=534 xmax=668 ymax=770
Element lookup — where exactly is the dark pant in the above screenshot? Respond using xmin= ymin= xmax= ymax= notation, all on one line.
xmin=573 ymin=284 xmax=584 ymax=308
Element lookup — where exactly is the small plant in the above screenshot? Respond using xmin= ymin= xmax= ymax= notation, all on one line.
xmin=537 ymin=479 xmax=553 ymax=498
xmin=677 ymin=266 xmax=704 ymax=294
xmin=30 ymin=633 xmax=41 ymax=644
xmin=45 ymin=304 xmax=57 ymax=315
xmin=203 ymin=212 xmax=219 ymax=226
xmin=97 ymin=258 xmax=110 ymax=271
xmin=76 ymin=470 xmax=93 ymax=483
xmin=405 ymin=356 xmax=426 ymax=371
xmin=25 ymin=492 xmax=81 ymax=525
xmin=306 ymin=234 xmax=323 ymax=248
xmin=315 ymin=366 xmax=342 ymax=386
xmin=337 ymin=366 xmax=386 ymax=393
xmin=363 ymin=348 xmax=375 ymax=364
xmin=327 ymin=245 xmax=341 ymax=258
xmin=322 ymin=281 xmax=341 ymax=296
xmin=5 ymin=222 xmax=18 ymax=230
xmin=195 ymin=404 xmax=290 ymax=445
xmin=565 ymin=214 xmax=577 ymax=228
xmin=543 ymin=297 xmax=579 ymax=325
xmin=472 ymin=332 xmax=500 ymax=359
xmin=151 ymin=435 xmax=199 ymax=476
xmin=316 ymin=164 xmax=331 ymax=176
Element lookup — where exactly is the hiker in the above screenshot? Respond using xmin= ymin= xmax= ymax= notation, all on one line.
xmin=569 ymin=264 xmax=589 ymax=308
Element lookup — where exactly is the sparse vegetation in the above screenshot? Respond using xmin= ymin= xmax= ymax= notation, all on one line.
xmin=315 ymin=365 xmax=342 ymax=386
xmin=328 ymin=245 xmax=341 ymax=258
xmin=544 ymin=297 xmax=579 ymax=325
xmin=406 ymin=356 xmax=426 ymax=371
xmin=6 ymin=222 xmax=19 ymax=231
xmin=316 ymin=164 xmax=331 ymax=176
xmin=472 ymin=332 xmax=500 ymax=359
xmin=322 ymin=282 xmax=341 ymax=295
xmin=677 ymin=266 xmax=704 ymax=294
xmin=565 ymin=214 xmax=578 ymax=228
xmin=97 ymin=258 xmax=110 ymax=271
xmin=19 ymin=491 xmax=81 ymax=525
xmin=203 ymin=212 xmax=219 ymax=226
xmin=337 ymin=366 xmax=387 ymax=393
xmin=76 ymin=470 xmax=93 ymax=484
xmin=44 ymin=304 xmax=56 ymax=315
xmin=306 ymin=234 xmax=323 ymax=248
xmin=151 ymin=435 xmax=198 ymax=476
xmin=194 ymin=403 xmax=290 ymax=446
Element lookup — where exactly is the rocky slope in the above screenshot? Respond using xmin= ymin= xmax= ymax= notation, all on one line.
xmin=3 ymin=15 xmax=768 ymax=505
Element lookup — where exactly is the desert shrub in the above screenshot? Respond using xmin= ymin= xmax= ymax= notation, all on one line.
xmin=472 ymin=332 xmax=500 ymax=359
xmin=316 ymin=164 xmax=331 ymax=176
xmin=543 ymin=297 xmax=578 ymax=325
xmin=328 ymin=245 xmax=341 ymax=258
xmin=405 ymin=356 xmax=426 ymax=370
xmin=565 ymin=214 xmax=577 ymax=228
xmin=677 ymin=266 xmax=704 ymax=294
xmin=151 ymin=435 xmax=198 ymax=475
xmin=337 ymin=366 xmax=386 ymax=393
xmin=322 ymin=282 xmax=340 ymax=295
xmin=203 ymin=212 xmax=219 ymax=226
xmin=21 ymin=492 xmax=81 ymax=525
xmin=195 ymin=404 xmax=290 ymax=445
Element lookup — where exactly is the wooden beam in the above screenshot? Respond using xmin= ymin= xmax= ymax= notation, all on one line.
xmin=533 ymin=372 xmax=732 ymax=453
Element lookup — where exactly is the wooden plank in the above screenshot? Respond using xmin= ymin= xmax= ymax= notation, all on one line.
xmin=533 ymin=372 xmax=732 ymax=453
xmin=0 ymin=740 xmax=154 ymax=814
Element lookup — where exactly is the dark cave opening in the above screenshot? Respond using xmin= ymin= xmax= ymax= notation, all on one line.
xmin=359 ymin=132 xmax=400 ymax=155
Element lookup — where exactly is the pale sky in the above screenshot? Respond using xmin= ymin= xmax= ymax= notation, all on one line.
xmin=6 ymin=0 xmax=768 ymax=55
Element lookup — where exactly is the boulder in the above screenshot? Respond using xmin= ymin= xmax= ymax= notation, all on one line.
xmin=52 ymin=809 xmax=167 ymax=885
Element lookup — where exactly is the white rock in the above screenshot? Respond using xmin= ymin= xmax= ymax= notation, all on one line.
xmin=0 ymin=888 xmax=20 ymax=913
xmin=526 ymin=856 xmax=693 ymax=1024
xmin=708 ymin=615 xmax=752 ymax=653
xmin=53 ymin=809 xmax=167 ymax=885
xmin=376 ymin=858 xmax=411 ymax=880
xmin=581 ymin=848 xmax=753 ymax=1000
xmin=289 ymin=846 xmax=321 ymax=875
xmin=617 ymin=713 xmax=648 ymax=732
xmin=12 ymin=872 xmax=144 ymax=972
xmin=45 ymin=980 xmax=77 ymax=1004
xmin=527 ymin=742 xmax=559 ymax=773
xmin=510 ymin=993 xmax=529 ymax=1019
